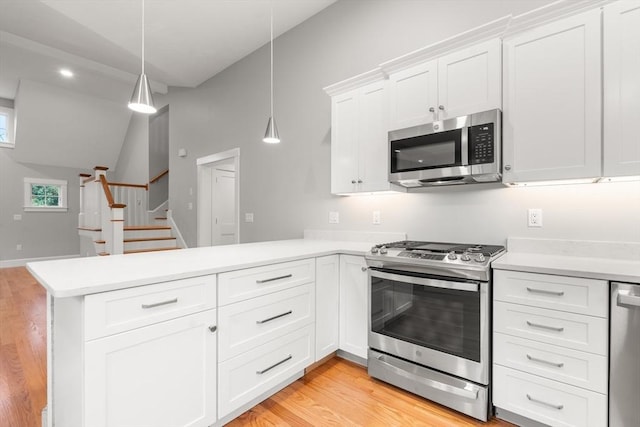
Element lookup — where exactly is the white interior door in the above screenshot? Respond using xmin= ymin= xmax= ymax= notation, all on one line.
xmin=212 ymin=168 xmax=236 ymax=245
xmin=197 ymin=148 xmax=240 ymax=247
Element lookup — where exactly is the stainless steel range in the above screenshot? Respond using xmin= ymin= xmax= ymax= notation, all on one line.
xmin=365 ymin=240 xmax=505 ymax=421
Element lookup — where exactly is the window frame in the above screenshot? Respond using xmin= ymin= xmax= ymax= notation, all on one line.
xmin=0 ymin=105 xmax=15 ymax=148
xmin=23 ymin=178 xmax=68 ymax=212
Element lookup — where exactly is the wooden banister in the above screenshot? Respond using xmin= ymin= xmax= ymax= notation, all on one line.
xmin=149 ymin=169 xmax=169 ymax=185
xmin=99 ymin=175 xmax=120 ymax=208
xmin=108 ymin=182 xmax=149 ymax=191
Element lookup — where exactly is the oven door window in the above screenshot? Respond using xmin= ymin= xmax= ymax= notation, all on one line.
xmin=390 ymin=128 xmax=462 ymax=173
xmin=371 ymin=274 xmax=481 ymax=362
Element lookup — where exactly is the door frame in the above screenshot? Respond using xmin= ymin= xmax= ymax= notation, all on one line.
xmin=196 ymin=148 xmax=240 ymax=247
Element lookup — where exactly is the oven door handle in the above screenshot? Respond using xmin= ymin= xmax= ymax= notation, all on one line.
xmin=370 ymin=269 xmax=479 ymax=292
xmin=373 ymin=353 xmax=479 ymax=400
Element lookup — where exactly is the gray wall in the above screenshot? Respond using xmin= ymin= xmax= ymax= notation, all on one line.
xmin=114 ymin=114 xmax=149 ymax=184
xmin=0 ymin=148 xmax=82 ymax=262
xmin=167 ymin=0 xmax=640 ymax=247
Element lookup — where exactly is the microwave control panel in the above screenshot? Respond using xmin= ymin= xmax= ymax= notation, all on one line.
xmin=468 ymin=123 xmax=494 ymax=165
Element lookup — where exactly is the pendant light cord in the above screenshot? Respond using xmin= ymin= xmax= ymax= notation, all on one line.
xmin=141 ymin=0 xmax=145 ymax=75
xmin=270 ymin=5 xmax=274 ymax=118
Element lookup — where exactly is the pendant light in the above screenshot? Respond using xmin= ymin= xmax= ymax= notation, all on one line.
xmin=128 ymin=0 xmax=157 ymax=114
xmin=263 ymin=6 xmax=280 ymax=143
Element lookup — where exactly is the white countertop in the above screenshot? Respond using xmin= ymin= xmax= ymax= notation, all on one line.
xmin=27 ymin=239 xmax=373 ymax=298
xmin=492 ymin=237 xmax=640 ymax=283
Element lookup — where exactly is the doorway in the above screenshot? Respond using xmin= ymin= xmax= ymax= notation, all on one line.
xmin=197 ymin=148 xmax=240 ymax=246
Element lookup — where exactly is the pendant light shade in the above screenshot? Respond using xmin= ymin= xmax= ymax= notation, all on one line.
xmin=128 ymin=0 xmax=157 ymax=114
xmin=129 ymin=73 xmax=156 ymax=114
xmin=262 ymin=6 xmax=280 ymax=143
xmin=263 ymin=116 xmax=280 ymax=143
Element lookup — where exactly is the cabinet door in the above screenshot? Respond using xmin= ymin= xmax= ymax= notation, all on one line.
xmin=85 ymin=309 xmax=217 ymax=427
xmin=388 ymin=60 xmax=438 ymax=130
xmin=604 ymin=1 xmax=640 ymax=177
xmin=503 ymin=9 xmax=602 ymax=183
xmin=358 ymin=80 xmax=391 ymax=192
xmin=437 ymin=38 xmax=501 ymax=119
xmin=331 ymin=90 xmax=359 ymax=193
xmin=315 ymin=255 xmax=339 ymax=361
xmin=339 ymin=255 xmax=368 ymax=360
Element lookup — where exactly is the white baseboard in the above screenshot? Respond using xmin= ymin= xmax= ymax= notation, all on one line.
xmin=0 ymin=254 xmax=81 ymax=268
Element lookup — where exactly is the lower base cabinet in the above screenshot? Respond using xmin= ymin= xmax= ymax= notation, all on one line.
xmin=339 ymin=255 xmax=368 ymax=360
xmin=218 ymin=324 xmax=315 ymax=418
xmin=84 ymin=309 xmax=217 ymax=427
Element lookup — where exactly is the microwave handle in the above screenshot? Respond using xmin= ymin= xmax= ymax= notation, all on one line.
xmin=461 ymin=125 xmax=469 ymax=166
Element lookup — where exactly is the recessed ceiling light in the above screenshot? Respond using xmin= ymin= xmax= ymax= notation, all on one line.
xmin=59 ymin=69 xmax=74 ymax=78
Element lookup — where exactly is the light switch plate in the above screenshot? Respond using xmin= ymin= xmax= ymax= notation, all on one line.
xmin=245 ymin=213 xmax=254 ymax=223
xmin=329 ymin=211 xmax=339 ymax=224
xmin=372 ymin=211 xmax=381 ymax=225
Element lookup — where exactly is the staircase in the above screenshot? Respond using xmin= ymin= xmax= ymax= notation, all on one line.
xmin=78 ymin=166 xmax=182 ymax=256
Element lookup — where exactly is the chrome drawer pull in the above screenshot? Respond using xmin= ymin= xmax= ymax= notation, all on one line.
xmin=208 ymin=325 xmax=217 ymax=333
xmin=141 ymin=298 xmax=178 ymax=309
xmin=526 ymin=354 xmax=564 ymax=368
xmin=256 ymin=354 xmax=292 ymax=375
xmin=526 ymin=394 xmax=564 ymax=410
xmin=256 ymin=310 xmax=293 ymax=324
xmin=526 ymin=287 xmax=565 ymax=296
xmin=256 ymin=274 xmax=293 ymax=284
xmin=526 ymin=320 xmax=564 ymax=332
xmin=617 ymin=290 xmax=640 ymax=308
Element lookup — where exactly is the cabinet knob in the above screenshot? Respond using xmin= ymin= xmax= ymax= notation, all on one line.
xmin=208 ymin=325 xmax=217 ymax=333
xmin=504 ymin=165 xmax=511 ymax=171
xmin=357 ymin=179 xmax=363 ymax=184
xmin=429 ymin=107 xmax=435 ymax=113
xmin=361 ymin=266 xmax=368 ymax=272
xmin=438 ymin=105 xmax=445 ymax=110
xmin=351 ymin=180 xmax=356 ymax=184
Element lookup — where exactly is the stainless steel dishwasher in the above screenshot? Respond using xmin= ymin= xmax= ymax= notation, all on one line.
xmin=610 ymin=282 xmax=640 ymax=427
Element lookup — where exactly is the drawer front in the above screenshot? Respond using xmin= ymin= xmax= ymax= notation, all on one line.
xmin=85 ymin=275 xmax=216 ymax=340
xmin=494 ymin=301 xmax=608 ymax=355
xmin=494 ymin=332 xmax=608 ymax=393
xmin=218 ymin=259 xmax=315 ymax=305
xmin=218 ymin=284 xmax=315 ymax=361
xmin=218 ymin=324 xmax=314 ymax=418
xmin=493 ymin=365 xmax=607 ymax=427
xmin=494 ymin=270 xmax=608 ymax=317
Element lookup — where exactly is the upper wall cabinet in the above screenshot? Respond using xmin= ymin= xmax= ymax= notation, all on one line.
xmin=386 ymin=39 xmax=502 ymax=131
xmin=603 ymin=1 xmax=640 ymax=178
xmin=502 ymin=9 xmax=602 ymax=184
xmin=326 ymin=72 xmax=400 ymax=194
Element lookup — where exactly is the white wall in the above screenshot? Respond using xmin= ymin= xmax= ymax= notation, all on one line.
xmin=166 ymin=0 xmax=640 ymax=247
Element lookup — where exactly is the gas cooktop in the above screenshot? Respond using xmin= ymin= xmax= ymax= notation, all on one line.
xmin=366 ymin=240 xmax=506 ymax=278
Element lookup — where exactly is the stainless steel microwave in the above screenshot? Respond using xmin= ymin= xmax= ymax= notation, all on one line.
xmin=389 ymin=109 xmax=501 ymax=188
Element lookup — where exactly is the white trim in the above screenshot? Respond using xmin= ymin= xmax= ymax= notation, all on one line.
xmin=323 ymin=68 xmax=386 ymax=97
xmin=166 ymin=210 xmax=188 ymax=249
xmin=24 ymin=206 xmax=68 ymax=212
xmin=196 ymin=147 xmax=240 ymax=166
xmin=0 ymin=142 xmax=15 ymax=149
xmin=2 ymin=254 xmax=81 ymax=268
xmin=0 ymin=105 xmax=15 ymax=145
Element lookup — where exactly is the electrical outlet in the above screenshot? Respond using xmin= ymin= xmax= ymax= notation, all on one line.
xmin=372 ymin=211 xmax=381 ymax=225
xmin=528 ymin=208 xmax=543 ymax=227
xmin=16 ymin=244 xmax=22 ymax=251
xmin=245 ymin=213 xmax=254 ymax=223
xmin=13 ymin=214 xmax=22 ymax=221
xmin=329 ymin=211 xmax=339 ymax=224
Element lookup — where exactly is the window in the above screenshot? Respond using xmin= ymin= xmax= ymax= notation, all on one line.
xmin=24 ymin=178 xmax=68 ymax=212
xmin=0 ymin=105 xmax=15 ymax=148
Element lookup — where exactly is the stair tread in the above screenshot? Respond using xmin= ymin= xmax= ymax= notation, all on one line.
xmin=124 ymin=237 xmax=176 ymax=243
xmin=97 ymin=252 xmax=110 ymax=256
xmin=124 ymin=225 xmax=171 ymax=231
xmin=78 ymin=227 xmax=102 ymax=231
xmin=124 ymin=247 xmax=181 ymax=254
xmin=155 ymin=217 xmax=167 ymax=220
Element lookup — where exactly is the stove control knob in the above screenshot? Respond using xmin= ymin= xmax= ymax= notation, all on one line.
xmin=379 ymin=246 xmax=388 ymax=255
xmin=370 ymin=246 xmax=379 ymax=254
xmin=474 ymin=254 xmax=486 ymax=263
xmin=461 ymin=253 xmax=471 ymax=262
xmin=447 ymin=251 xmax=457 ymax=260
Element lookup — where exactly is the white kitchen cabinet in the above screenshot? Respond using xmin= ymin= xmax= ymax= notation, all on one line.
xmin=327 ymin=74 xmax=399 ymax=194
xmin=387 ymin=38 xmax=501 ymax=130
xmin=315 ymin=255 xmax=340 ymax=361
xmin=85 ymin=309 xmax=217 ymax=427
xmin=502 ymin=9 xmax=602 ymax=183
xmin=603 ymin=1 xmax=640 ymax=178
xmin=339 ymin=254 xmax=368 ymax=360
xmin=493 ymin=269 xmax=609 ymax=427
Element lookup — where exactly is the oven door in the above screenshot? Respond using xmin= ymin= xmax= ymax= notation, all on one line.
xmin=368 ymin=268 xmax=489 ymax=385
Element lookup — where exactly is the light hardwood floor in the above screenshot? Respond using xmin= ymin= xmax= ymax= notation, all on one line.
xmin=0 ymin=267 xmax=514 ymax=427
